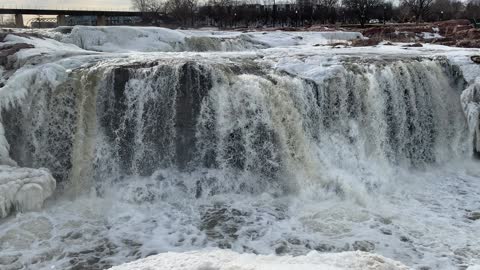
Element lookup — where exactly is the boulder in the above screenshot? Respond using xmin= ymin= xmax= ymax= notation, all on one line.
xmin=472 ymin=56 xmax=480 ymax=64
xmin=352 ymin=240 xmax=375 ymax=252
xmin=403 ymin=43 xmax=423 ymax=47
xmin=351 ymin=38 xmax=380 ymax=47
xmin=466 ymin=212 xmax=480 ymax=221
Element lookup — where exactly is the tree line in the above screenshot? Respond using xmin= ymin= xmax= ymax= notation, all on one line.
xmin=132 ymin=0 xmax=480 ymax=28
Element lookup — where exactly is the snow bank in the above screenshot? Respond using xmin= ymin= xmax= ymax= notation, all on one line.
xmin=0 ymin=166 xmax=56 ymax=218
xmin=109 ymin=250 xmax=409 ymax=270
xmin=419 ymin=32 xmax=443 ymax=39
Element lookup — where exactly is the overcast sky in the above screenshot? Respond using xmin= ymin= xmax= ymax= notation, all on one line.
xmin=0 ymin=0 xmax=133 ymax=10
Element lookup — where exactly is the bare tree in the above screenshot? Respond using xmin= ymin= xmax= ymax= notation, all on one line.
xmin=343 ymin=0 xmax=382 ymax=27
xmin=402 ymin=0 xmax=435 ymax=23
xmin=321 ymin=0 xmax=339 ymax=10
xmin=463 ymin=0 xmax=480 ymax=19
xmin=132 ymin=0 xmax=168 ymax=24
xmin=132 ymin=0 xmax=166 ymax=12
xmin=165 ymin=0 xmax=199 ymax=26
xmin=320 ymin=0 xmax=339 ymax=23
xmin=429 ymin=0 xmax=464 ymax=21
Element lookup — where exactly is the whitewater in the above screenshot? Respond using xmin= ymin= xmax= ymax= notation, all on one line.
xmin=0 ymin=26 xmax=480 ymax=270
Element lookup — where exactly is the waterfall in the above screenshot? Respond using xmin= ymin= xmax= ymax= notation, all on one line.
xmin=2 ymin=57 xmax=469 ymax=198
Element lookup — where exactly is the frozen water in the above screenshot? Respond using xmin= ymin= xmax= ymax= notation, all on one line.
xmin=53 ymin=26 xmax=364 ymax=53
xmin=0 ymin=166 xmax=56 ymax=218
xmin=461 ymin=79 xmax=480 ymax=155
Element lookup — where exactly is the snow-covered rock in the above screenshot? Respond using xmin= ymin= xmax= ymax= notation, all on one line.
xmin=0 ymin=166 xmax=56 ymax=218
xmin=109 ymin=250 xmax=409 ymax=270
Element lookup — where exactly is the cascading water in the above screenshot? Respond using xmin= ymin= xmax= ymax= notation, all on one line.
xmin=5 ymin=59 xmax=469 ymax=187
xmin=1 ymin=27 xmax=479 ymax=270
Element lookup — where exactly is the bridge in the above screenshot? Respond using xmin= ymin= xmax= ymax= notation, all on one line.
xmin=0 ymin=8 xmax=158 ymax=27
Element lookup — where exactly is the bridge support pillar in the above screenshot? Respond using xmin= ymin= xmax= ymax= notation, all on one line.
xmin=57 ymin=15 xmax=66 ymax=26
xmin=96 ymin=15 xmax=106 ymax=26
xmin=15 ymin=14 xmax=24 ymax=28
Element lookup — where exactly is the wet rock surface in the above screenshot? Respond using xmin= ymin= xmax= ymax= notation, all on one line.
xmin=352 ymin=240 xmax=376 ymax=252
xmin=471 ymin=55 xmax=480 ymax=64
xmin=351 ymin=38 xmax=380 ymax=47
xmin=466 ymin=211 xmax=480 ymax=221
xmin=403 ymin=43 xmax=423 ymax=47
xmin=380 ymin=228 xmax=392 ymax=235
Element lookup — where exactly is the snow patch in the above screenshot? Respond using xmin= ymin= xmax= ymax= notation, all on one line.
xmin=0 ymin=166 xmax=56 ymax=218
xmin=419 ymin=32 xmax=443 ymax=39
xmin=109 ymin=249 xmax=409 ymax=270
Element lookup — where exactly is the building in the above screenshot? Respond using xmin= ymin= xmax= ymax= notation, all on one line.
xmin=66 ymin=15 xmax=141 ymax=26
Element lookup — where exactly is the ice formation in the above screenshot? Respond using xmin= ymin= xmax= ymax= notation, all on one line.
xmin=109 ymin=250 xmax=409 ymax=270
xmin=54 ymin=26 xmax=364 ymax=52
xmin=461 ymin=79 xmax=480 ymax=155
xmin=0 ymin=166 xmax=56 ymax=218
